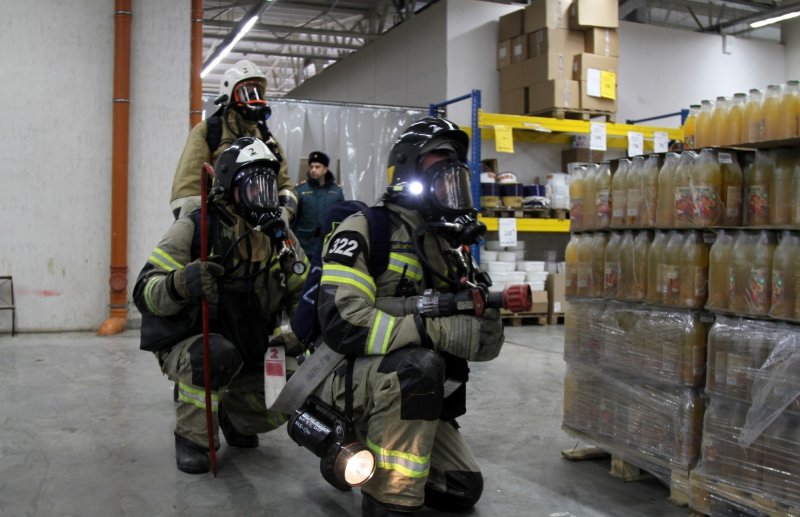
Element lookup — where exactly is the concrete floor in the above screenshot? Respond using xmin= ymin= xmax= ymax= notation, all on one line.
xmin=0 ymin=325 xmax=689 ymax=517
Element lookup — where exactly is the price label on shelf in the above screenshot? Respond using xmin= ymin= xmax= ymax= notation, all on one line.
xmin=653 ymin=131 xmax=669 ymax=153
xmin=627 ymin=131 xmax=644 ymax=157
xmin=495 ymin=125 xmax=514 ymax=153
xmin=498 ymin=217 xmax=517 ymax=247
xmin=590 ymin=122 xmax=607 ymax=151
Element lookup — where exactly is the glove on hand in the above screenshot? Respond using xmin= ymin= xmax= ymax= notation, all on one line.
xmin=172 ymin=259 xmax=224 ymax=301
xmin=425 ymin=308 xmax=504 ymax=362
xmin=473 ymin=308 xmax=504 ymax=362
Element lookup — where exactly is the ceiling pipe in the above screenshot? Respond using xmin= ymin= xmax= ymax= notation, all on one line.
xmin=702 ymin=0 xmax=800 ymax=33
xmin=191 ymin=0 xmax=203 ymax=127
xmin=98 ymin=0 xmax=132 ymax=336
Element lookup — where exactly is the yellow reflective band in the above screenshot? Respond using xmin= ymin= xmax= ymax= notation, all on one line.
xmin=177 ymin=381 xmax=219 ymax=411
xmin=148 ymin=247 xmax=183 ymax=272
xmin=288 ymin=269 xmax=307 ymax=291
xmin=143 ymin=276 xmax=162 ymax=313
xmin=321 ymin=264 xmax=376 ymax=302
xmin=367 ymin=438 xmax=430 ymax=479
xmin=388 ymin=252 xmax=423 ymax=281
xmin=367 ymin=311 xmax=396 ymax=355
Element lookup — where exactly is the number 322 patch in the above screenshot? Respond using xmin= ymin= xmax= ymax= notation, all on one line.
xmin=324 ymin=231 xmax=366 ymax=267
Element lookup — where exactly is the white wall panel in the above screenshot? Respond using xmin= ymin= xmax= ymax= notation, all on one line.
xmin=784 ymin=18 xmax=800 ymax=81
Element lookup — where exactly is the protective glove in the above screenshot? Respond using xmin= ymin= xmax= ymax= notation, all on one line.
xmin=473 ymin=308 xmax=504 ymax=362
xmin=424 ymin=309 xmax=504 ymax=362
xmin=172 ymin=259 xmax=224 ymax=302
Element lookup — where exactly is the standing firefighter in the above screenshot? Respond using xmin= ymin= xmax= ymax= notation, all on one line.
xmin=287 ymin=117 xmax=506 ymax=515
xmin=134 ymin=137 xmax=308 ymax=474
xmin=170 ymin=59 xmax=298 ymax=221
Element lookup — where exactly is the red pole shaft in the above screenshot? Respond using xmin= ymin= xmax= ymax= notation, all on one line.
xmin=200 ymin=164 xmax=217 ymax=477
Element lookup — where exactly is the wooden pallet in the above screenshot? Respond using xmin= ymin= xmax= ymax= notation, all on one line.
xmin=550 ymin=208 xmax=569 ymax=221
xmin=528 ymin=108 xmax=616 ymax=123
xmin=482 ymin=207 xmax=551 ymax=219
xmin=500 ymin=311 xmax=549 ymax=326
xmin=690 ymin=472 xmax=799 ymax=517
xmin=548 ymin=313 xmax=565 ymax=325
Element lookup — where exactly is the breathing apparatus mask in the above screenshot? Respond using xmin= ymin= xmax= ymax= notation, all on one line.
xmin=231 ymin=78 xmax=270 ymax=121
xmin=232 ymin=163 xmax=280 ymax=228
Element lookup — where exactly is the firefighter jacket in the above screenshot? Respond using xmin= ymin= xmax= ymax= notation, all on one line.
xmin=291 ymin=170 xmax=345 ymax=258
xmin=133 ymin=208 xmax=308 ymax=365
xmin=169 ymin=109 xmax=297 ymax=215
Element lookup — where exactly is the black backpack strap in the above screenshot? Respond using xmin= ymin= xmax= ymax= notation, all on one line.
xmin=363 ymin=206 xmax=391 ymax=278
xmin=205 ymin=113 xmax=223 ymax=153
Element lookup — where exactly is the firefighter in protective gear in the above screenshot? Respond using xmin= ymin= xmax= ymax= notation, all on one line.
xmin=134 ymin=137 xmax=308 ymax=474
xmin=310 ymin=117 xmax=504 ymax=515
xmin=170 ymin=59 xmax=298 ymax=221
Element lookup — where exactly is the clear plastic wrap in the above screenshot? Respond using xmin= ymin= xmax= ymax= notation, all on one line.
xmin=564 ymin=300 xmax=710 ymax=387
xmin=713 ymin=230 xmax=777 ymax=317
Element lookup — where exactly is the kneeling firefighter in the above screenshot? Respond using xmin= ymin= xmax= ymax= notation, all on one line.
xmin=278 ymin=117 xmax=529 ymax=515
xmin=134 ymin=137 xmax=308 ymax=474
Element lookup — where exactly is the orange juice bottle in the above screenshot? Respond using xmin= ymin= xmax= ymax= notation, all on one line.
xmin=696 ymin=100 xmax=713 ymax=149
xmin=791 ymin=149 xmax=800 ymax=226
xmin=679 ymin=230 xmax=710 ymax=309
xmin=709 ymin=96 xmax=728 ymax=147
xmin=746 ymin=230 xmax=776 ymax=316
xmin=646 ymin=230 xmax=668 ymax=304
xmin=611 ymin=158 xmax=630 ymax=228
xmin=762 ymin=84 xmax=782 ymax=141
xmin=779 ymin=80 xmax=800 ymax=139
xmin=728 ymin=231 xmax=753 ymax=313
xmin=744 ymin=88 xmax=764 ymax=143
xmin=641 ymin=154 xmax=660 ymax=228
xmin=569 ymin=166 xmax=585 ymax=232
xmin=576 ymin=233 xmax=592 ymax=297
xmin=769 ymin=231 xmax=799 ymax=319
xmin=618 ymin=231 xmax=635 ymax=300
xmin=631 ymin=231 xmax=652 ymax=301
xmin=595 ymin=161 xmax=612 ymax=230
xmin=565 ymin=234 xmax=580 ymax=297
xmin=718 ymin=150 xmax=743 ymax=227
xmin=726 ymin=93 xmax=747 ymax=146
xmin=692 ymin=148 xmax=723 ymax=228
xmin=674 ymin=151 xmax=697 ymax=228
xmin=770 ymin=149 xmax=794 ymax=225
xmin=707 ymin=230 xmax=732 ymax=310
xmin=664 ymin=231 xmax=685 ymax=306
xmin=626 ymin=155 xmax=645 ymax=228
xmin=603 ymin=232 xmax=622 ymax=299
xmin=583 ymin=164 xmax=597 ymax=231
xmin=683 ymin=105 xmax=699 ymax=149
xmin=745 ymin=151 xmax=772 ymax=226
xmin=656 ymin=152 xmax=679 ymax=228
xmin=589 ymin=233 xmax=608 ymax=297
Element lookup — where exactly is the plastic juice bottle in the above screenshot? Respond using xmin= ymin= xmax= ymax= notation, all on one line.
xmin=656 ymin=152 xmax=679 ymax=228
xmin=718 ymin=150 xmax=743 ymax=227
xmin=792 ymin=150 xmax=800 ymax=226
xmin=611 ymin=158 xmax=630 ymax=228
xmin=582 ymin=164 xmax=597 ymax=231
xmin=594 ymin=161 xmax=612 ymax=230
xmin=726 ymin=93 xmax=747 ymax=146
xmin=692 ymin=148 xmax=723 ymax=228
xmin=696 ymin=99 xmax=713 ymax=149
xmin=680 ymin=314 xmax=708 ymax=386
xmin=761 ymin=84 xmax=782 ymax=141
xmin=646 ymin=230 xmax=668 ymax=304
xmin=576 ymin=234 xmax=592 ymax=297
xmin=745 ymin=151 xmax=772 ymax=226
xmin=746 ymin=230 xmax=776 ymax=316
xmin=589 ymin=233 xmax=608 ymax=297
xmin=664 ymin=231 xmax=685 ymax=306
xmin=744 ymin=88 xmax=764 ymax=143
xmin=603 ymin=232 xmax=622 ymax=299
xmin=770 ymin=148 xmax=794 ymax=225
xmin=728 ymin=231 xmax=753 ymax=313
xmin=779 ymin=80 xmax=800 ymax=139
xmin=707 ymin=230 xmax=732 ymax=311
xmin=770 ymin=231 xmax=799 ymax=319
xmin=683 ymin=105 xmax=699 ymax=149
xmin=618 ymin=231 xmax=634 ymax=300
xmin=679 ymin=230 xmax=710 ymax=309
xmin=674 ymin=151 xmax=697 ymax=228
xmin=564 ymin=234 xmax=580 ymax=297
xmin=569 ymin=166 xmax=585 ymax=232
xmin=626 ymin=155 xmax=645 ymax=228
xmin=709 ymin=96 xmax=728 ymax=147
xmin=641 ymin=154 xmax=659 ymax=228
xmin=631 ymin=231 xmax=651 ymax=301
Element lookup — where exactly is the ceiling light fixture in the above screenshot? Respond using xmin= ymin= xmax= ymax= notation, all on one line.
xmin=750 ymin=10 xmax=800 ymax=28
xmin=201 ymin=15 xmax=259 ymax=78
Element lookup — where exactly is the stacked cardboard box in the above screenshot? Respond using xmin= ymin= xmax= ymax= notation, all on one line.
xmin=497 ymin=0 xmax=619 ymax=116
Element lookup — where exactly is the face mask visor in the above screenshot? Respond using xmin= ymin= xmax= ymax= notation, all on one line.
xmin=235 ymin=166 xmax=279 ymax=213
xmin=426 ymin=160 xmax=474 ymax=214
xmin=233 ymin=79 xmax=267 ymax=107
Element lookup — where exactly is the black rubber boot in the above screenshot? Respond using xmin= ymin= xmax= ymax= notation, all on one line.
xmin=219 ymin=404 xmax=259 ymax=448
xmin=174 ymin=433 xmax=209 ymax=474
xmin=361 ymin=493 xmax=416 ymax=516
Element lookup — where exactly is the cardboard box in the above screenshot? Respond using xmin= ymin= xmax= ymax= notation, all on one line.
xmin=530 ymin=290 xmax=549 ymax=314
xmin=585 ymin=28 xmax=619 ymax=57
xmin=572 ymin=53 xmax=618 ymax=81
xmin=497 ymin=40 xmax=511 ymax=69
xmin=524 ymin=0 xmax=573 ymax=32
xmin=501 ymin=87 xmax=529 ymax=115
xmin=499 ymin=60 xmax=526 ymax=92
xmin=524 ymin=52 xmax=573 ymax=85
xmin=511 ymin=35 xmax=527 ymax=63
xmin=561 ymin=148 xmax=605 ymax=170
xmin=579 ymin=80 xmax=617 ymax=111
xmin=498 ymin=9 xmax=524 ymax=41
xmin=528 ymin=79 xmax=579 ymax=113
xmin=547 ymin=273 xmax=565 ymax=315
xmin=528 ymin=28 xmax=585 ymax=57
xmin=569 ymin=0 xmax=619 ymax=29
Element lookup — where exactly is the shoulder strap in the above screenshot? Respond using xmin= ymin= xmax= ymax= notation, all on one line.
xmin=363 ymin=206 xmax=391 ymax=278
xmin=206 ymin=113 xmax=223 ymax=153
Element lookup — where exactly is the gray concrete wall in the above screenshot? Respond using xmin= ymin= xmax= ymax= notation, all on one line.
xmin=784 ymin=17 xmax=800 ymax=80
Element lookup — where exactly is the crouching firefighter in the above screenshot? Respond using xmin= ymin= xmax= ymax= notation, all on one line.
xmin=275 ymin=117 xmax=529 ymax=516
xmin=133 ymin=136 xmax=308 ymax=474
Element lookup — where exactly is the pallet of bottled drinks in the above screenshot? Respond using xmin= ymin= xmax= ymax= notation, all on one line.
xmin=481 ymin=207 xmax=569 ymax=220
